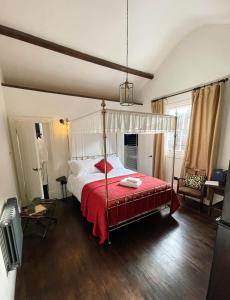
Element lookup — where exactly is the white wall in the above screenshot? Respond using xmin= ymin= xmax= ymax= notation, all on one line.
xmin=3 ymin=88 xmax=140 ymax=199
xmin=0 ymin=72 xmax=18 ymax=300
xmin=3 ymin=88 xmax=141 ymax=120
xmin=138 ymin=24 xmax=230 ymax=171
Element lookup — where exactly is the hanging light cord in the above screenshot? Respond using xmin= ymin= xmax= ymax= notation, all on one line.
xmin=126 ymin=0 xmax=129 ymax=81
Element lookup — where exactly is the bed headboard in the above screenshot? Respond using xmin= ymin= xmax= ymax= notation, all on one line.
xmin=71 ymin=153 xmax=118 ymax=160
xmin=69 ymin=129 xmax=120 ymax=161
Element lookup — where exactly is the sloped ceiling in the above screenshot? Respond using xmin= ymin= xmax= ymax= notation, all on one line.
xmin=0 ymin=0 xmax=230 ymax=101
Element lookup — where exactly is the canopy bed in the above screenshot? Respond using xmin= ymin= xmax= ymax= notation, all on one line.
xmin=67 ymin=101 xmax=179 ymax=244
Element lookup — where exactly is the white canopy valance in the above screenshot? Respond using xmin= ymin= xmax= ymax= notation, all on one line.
xmin=70 ymin=109 xmax=176 ymax=134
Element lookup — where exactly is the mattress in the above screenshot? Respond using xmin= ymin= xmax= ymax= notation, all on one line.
xmin=67 ymin=167 xmax=135 ymax=201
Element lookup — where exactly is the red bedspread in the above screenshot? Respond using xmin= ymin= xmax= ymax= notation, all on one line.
xmin=81 ymin=173 xmax=180 ymax=244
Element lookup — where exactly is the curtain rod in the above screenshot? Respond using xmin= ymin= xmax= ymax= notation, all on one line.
xmin=152 ymin=77 xmax=229 ymax=103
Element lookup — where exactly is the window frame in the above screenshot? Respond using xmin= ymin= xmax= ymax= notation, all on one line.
xmin=165 ymin=94 xmax=192 ymax=158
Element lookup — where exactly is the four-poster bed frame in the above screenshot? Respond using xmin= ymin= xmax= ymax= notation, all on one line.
xmin=70 ymin=100 xmax=178 ymax=244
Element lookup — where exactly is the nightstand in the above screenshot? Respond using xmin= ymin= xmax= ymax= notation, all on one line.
xmin=56 ymin=176 xmax=67 ymax=200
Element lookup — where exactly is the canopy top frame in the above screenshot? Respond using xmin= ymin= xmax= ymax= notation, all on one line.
xmin=70 ymin=103 xmax=177 ymax=135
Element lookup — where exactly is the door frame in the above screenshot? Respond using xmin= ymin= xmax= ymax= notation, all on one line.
xmin=9 ymin=116 xmax=55 ymax=206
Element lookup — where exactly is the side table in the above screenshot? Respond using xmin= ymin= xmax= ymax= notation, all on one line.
xmin=56 ymin=176 xmax=67 ymax=200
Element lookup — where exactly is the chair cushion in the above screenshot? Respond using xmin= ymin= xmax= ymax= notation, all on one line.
xmin=179 ymin=186 xmax=202 ymax=198
xmin=184 ymin=175 xmax=206 ymax=191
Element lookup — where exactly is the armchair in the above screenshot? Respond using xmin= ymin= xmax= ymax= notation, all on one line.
xmin=174 ymin=168 xmax=206 ymax=208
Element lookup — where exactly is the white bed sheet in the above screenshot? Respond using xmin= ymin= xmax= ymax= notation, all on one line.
xmin=67 ymin=168 xmax=135 ymax=201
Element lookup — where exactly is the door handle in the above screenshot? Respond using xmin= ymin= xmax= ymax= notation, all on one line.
xmin=148 ymin=155 xmax=153 ymax=158
xmin=216 ymin=217 xmax=221 ymax=222
xmin=33 ymin=168 xmax=40 ymax=172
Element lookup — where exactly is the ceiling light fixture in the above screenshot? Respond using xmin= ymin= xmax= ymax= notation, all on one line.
xmin=120 ymin=0 xmax=134 ymax=106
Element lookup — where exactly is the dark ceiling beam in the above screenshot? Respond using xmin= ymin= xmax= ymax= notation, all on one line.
xmin=0 ymin=24 xmax=154 ymax=80
xmin=1 ymin=83 xmax=143 ymax=105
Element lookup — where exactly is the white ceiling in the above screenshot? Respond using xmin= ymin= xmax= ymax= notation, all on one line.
xmin=0 ymin=0 xmax=230 ymax=101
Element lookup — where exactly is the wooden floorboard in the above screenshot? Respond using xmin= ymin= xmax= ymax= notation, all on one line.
xmin=15 ymin=199 xmax=217 ymax=300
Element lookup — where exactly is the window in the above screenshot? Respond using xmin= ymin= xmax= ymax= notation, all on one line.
xmin=166 ymin=96 xmax=191 ymax=155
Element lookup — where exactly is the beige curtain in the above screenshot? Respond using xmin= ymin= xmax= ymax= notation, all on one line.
xmin=152 ymin=99 xmax=165 ymax=179
xmin=181 ymin=83 xmax=223 ymax=180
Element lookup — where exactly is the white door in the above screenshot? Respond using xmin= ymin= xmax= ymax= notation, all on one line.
xmin=15 ymin=120 xmax=43 ymax=203
xmin=137 ymin=134 xmax=153 ymax=176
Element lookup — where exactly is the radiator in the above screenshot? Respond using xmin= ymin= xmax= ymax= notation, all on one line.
xmin=124 ymin=145 xmax=138 ymax=171
xmin=0 ymin=197 xmax=23 ymax=273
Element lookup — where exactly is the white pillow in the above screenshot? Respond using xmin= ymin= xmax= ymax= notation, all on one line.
xmin=68 ymin=160 xmax=84 ymax=176
xmin=108 ymin=156 xmax=124 ymax=169
xmin=68 ymin=156 xmax=123 ymax=175
xmin=68 ymin=159 xmax=99 ymax=176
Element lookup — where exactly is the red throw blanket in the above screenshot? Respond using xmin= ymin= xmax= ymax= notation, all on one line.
xmin=81 ymin=173 xmax=180 ymax=244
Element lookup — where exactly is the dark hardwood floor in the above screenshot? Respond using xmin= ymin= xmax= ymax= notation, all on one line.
xmin=16 ymin=198 xmax=218 ymax=300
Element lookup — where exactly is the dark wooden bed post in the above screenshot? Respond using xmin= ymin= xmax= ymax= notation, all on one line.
xmin=101 ymin=100 xmax=111 ymax=245
xmin=171 ymin=115 xmax=177 ymax=211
